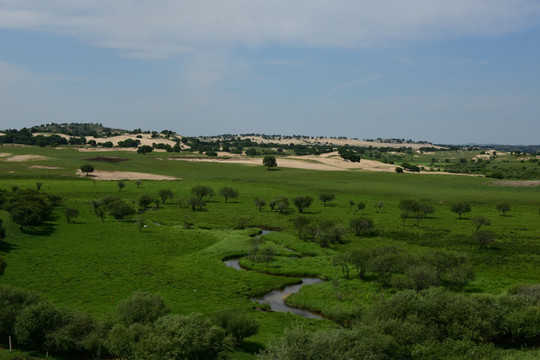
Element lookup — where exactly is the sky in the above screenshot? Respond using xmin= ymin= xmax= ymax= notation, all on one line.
xmin=1 ymin=1 xmax=540 ymax=144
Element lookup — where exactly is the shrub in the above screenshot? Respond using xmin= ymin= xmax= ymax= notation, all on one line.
xmin=211 ymin=310 xmax=259 ymax=346
xmin=116 ymin=292 xmax=170 ymax=326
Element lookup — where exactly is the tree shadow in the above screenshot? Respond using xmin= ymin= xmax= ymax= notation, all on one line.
xmin=21 ymin=224 xmax=56 ymax=236
xmin=0 ymin=240 xmax=18 ymax=253
xmin=239 ymin=340 xmax=264 ymax=355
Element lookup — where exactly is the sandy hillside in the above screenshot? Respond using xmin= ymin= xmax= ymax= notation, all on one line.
xmin=76 ymin=169 xmax=179 ymax=181
xmin=490 ymin=180 xmax=540 ymax=187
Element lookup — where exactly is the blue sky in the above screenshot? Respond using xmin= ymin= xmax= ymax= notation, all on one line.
xmin=1 ymin=1 xmax=539 ymax=144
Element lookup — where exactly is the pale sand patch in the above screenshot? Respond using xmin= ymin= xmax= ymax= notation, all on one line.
xmin=3 ymin=155 xmax=49 ymax=162
xmin=29 ymin=165 xmax=62 ymax=170
xmin=76 ymin=169 xmax=179 ymax=181
xmin=0 ymin=153 xmax=12 ymax=158
xmin=78 ymin=147 xmax=137 ymax=152
xmin=490 ymin=180 xmax=540 ymax=187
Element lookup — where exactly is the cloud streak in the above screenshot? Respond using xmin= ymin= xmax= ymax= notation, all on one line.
xmin=331 ymin=75 xmax=382 ymax=93
xmin=1 ymin=0 xmax=540 ymax=58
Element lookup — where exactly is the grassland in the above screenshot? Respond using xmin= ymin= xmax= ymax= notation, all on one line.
xmin=0 ymin=144 xmax=539 ymax=359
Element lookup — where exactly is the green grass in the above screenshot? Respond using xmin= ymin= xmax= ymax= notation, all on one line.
xmin=0 ymin=144 xmax=539 ymax=358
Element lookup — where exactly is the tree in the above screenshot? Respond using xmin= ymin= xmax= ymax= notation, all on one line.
xmin=471 ymin=216 xmax=490 ymax=232
xmin=262 ymin=156 xmax=277 ymax=170
xmin=64 ymin=206 xmax=79 ymax=224
xmin=293 ymin=196 xmax=313 ymax=213
xmin=349 ymin=249 xmax=371 ymax=279
xmin=332 ymin=253 xmax=352 ymax=279
xmin=219 ymin=187 xmax=239 ymax=203
xmin=116 ymin=291 xmax=170 ymax=326
xmin=374 ymin=201 xmax=385 ymax=213
xmin=117 ymin=181 xmax=126 ymax=192
xmin=319 ymin=193 xmax=335 ymax=206
xmin=418 ymin=200 xmax=435 ymax=218
xmin=191 ymin=185 xmax=215 ymax=200
xmin=270 ymin=196 xmax=289 ymax=214
xmin=135 ymin=180 xmax=142 ymax=189
xmin=395 ymin=167 xmax=404 ymax=173
xmin=350 ymin=217 xmax=374 ymax=236
xmin=80 ymin=164 xmax=94 ymax=176
xmin=450 ymin=202 xmax=471 ymax=219
xmin=10 ymin=204 xmax=46 ymax=229
xmin=496 ymin=202 xmax=511 ymax=216
xmin=476 ymin=231 xmax=496 ymax=249
xmin=137 ymin=145 xmax=153 ymax=155
xmin=135 ymin=217 xmax=146 ymax=232
xmin=211 ymin=310 xmax=259 ymax=347
xmin=187 ymin=196 xmax=206 ymax=211
xmin=293 ymin=216 xmax=311 ymax=239
xmin=158 ymin=189 xmax=174 ymax=204
xmin=36 ymin=182 xmax=43 ymax=191
xmin=138 ymin=194 xmax=155 ymax=209
xmin=254 ymin=197 xmax=266 ymax=211
xmin=107 ymin=200 xmax=135 ymax=221
xmin=354 ymin=201 xmax=366 ymax=214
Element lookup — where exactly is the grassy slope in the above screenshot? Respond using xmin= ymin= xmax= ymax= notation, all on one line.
xmin=0 ymin=144 xmax=539 ymax=358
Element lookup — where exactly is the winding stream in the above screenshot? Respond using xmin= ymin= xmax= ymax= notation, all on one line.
xmin=224 ymin=259 xmax=324 ymax=319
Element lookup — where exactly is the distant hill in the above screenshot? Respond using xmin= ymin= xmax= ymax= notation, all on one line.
xmin=30 ymin=123 xmax=127 ymax=137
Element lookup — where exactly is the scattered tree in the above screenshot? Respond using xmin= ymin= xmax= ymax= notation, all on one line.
xmin=319 ymin=193 xmax=335 ymax=206
xmin=108 ymin=199 xmax=136 ymax=221
xmin=158 ymin=189 xmax=174 ymax=204
xmin=0 ymin=256 xmax=5 ymax=275
xmin=135 ymin=217 xmax=147 ymax=232
xmin=80 ymin=164 xmax=94 ymax=176
xmin=293 ymin=215 xmax=311 ymax=239
xmin=137 ymin=145 xmax=153 ymax=155
xmin=35 ymin=182 xmax=43 ymax=191
xmin=450 ymin=202 xmax=471 ymax=219
xmin=476 ymin=230 xmax=496 ymax=249
xmin=262 ymin=156 xmax=277 ymax=170
xmin=293 ymin=196 xmax=313 ymax=213
xmin=254 ymin=197 xmax=266 ymax=211
xmin=471 ymin=216 xmax=490 ymax=232
xmin=117 ymin=181 xmax=126 ymax=192
xmin=395 ymin=167 xmax=404 ymax=173
xmin=116 ymin=291 xmax=170 ymax=326
xmin=64 ymin=206 xmax=79 ymax=224
xmin=353 ymin=201 xmax=366 ymax=214
xmin=332 ymin=253 xmax=352 ymax=279
xmin=138 ymin=194 xmax=155 ymax=209
xmin=0 ymin=219 xmax=6 ymax=240
xmin=211 ymin=310 xmax=259 ymax=347
xmin=191 ymin=185 xmax=215 ymax=200
xmin=219 ymin=187 xmax=239 ymax=203
xmin=349 ymin=217 xmax=374 ymax=236
xmin=187 ymin=196 xmax=206 ymax=211
xmin=135 ymin=180 xmax=143 ymax=189
xmin=374 ymin=201 xmax=385 ymax=213
xmin=496 ymin=202 xmax=511 ymax=216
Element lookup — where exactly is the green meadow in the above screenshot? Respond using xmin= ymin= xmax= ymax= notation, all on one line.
xmin=0 ymin=144 xmax=539 ymax=359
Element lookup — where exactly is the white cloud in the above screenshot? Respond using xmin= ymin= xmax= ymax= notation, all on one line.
xmin=1 ymin=0 xmax=539 ymax=58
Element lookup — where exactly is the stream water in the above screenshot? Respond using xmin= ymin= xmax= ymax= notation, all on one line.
xmin=223 ymin=258 xmax=324 ymax=319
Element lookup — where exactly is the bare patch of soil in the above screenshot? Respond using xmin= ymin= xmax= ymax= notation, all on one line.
xmin=490 ymin=180 xmax=540 ymax=187
xmin=76 ymin=169 xmax=179 ymax=181
xmin=29 ymin=165 xmax=63 ymax=170
xmin=3 ymin=155 xmax=49 ymax=162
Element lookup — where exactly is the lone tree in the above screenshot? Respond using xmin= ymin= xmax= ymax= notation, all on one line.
xmin=117 ymin=181 xmax=126 ymax=192
xmin=135 ymin=217 xmax=147 ymax=232
xmin=450 ymin=202 xmax=471 ymax=219
xmin=262 ymin=156 xmax=277 ymax=170
xmin=471 ymin=216 xmax=490 ymax=232
xmin=80 ymin=164 xmax=94 ymax=176
xmin=135 ymin=180 xmax=143 ymax=189
xmin=354 ymin=201 xmax=366 ymax=214
xmin=158 ymin=189 xmax=174 ymax=204
xmin=476 ymin=230 xmax=496 ymax=249
xmin=496 ymin=202 xmax=511 ymax=216
xmin=219 ymin=187 xmax=239 ymax=203
xmin=36 ymin=182 xmax=43 ymax=191
xmin=319 ymin=193 xmax=335 ymax=206
xmin=293 ymin=196 xmax=313 ymax=213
